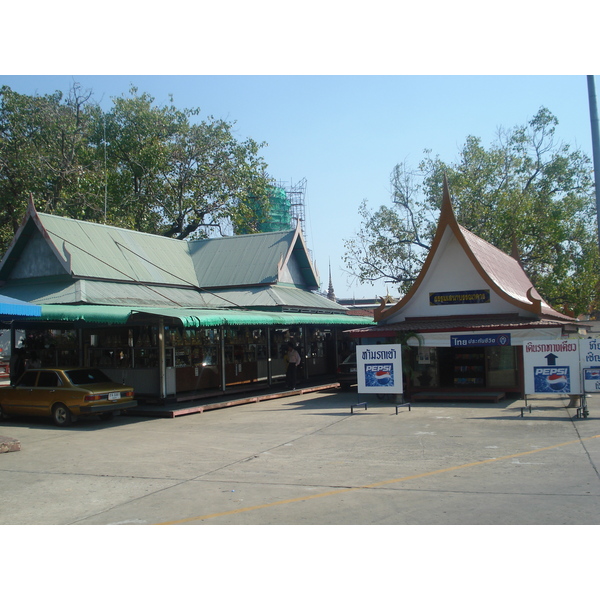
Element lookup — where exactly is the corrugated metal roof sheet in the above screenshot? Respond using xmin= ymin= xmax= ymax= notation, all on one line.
xmin=188 ymin=230 xmax=294 ymax=287
xmin=41 ymin=304 xmax=132 ymax=324
xmin=1 ymin=281 xmax=340 ymax=313
xmin=130 ymin=307 xmax=373 ymax=328
xmin=0 ymin=280 xmax=212 ymax=308
xmin=0 ymin=294 xmax=41 ymax=317
xmin=38 ymin=213 xmax=196 ymax=286
xmin=196 ymin=285 xmax=346 ymax=311
xmin=30 ymin=213 xmax=320 ymax=291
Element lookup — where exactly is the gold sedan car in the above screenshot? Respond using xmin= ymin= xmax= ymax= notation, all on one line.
xmin=0 ymin=367 xmax=136 ymax=426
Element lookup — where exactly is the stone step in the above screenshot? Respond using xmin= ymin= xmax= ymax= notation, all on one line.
xmin=0 ymin=435 xmax=21 ymax=453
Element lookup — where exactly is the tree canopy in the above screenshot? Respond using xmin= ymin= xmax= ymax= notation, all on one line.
xmin=343 ymin=108 xmax=599 ymax=316
xmin=0 ymin=83 xmax=274 ymax=255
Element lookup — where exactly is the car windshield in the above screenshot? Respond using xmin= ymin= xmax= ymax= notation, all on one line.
xmin=65 ymin=368 xmax=112 ymax=385
xmin=342 ymin=353 xmax=356 ymax=364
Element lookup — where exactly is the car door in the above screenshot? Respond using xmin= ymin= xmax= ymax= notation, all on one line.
xmin=2 ymin=370 xmax=39 ymax=416
xmin=34 ymin=370 xmax=64 ymax=416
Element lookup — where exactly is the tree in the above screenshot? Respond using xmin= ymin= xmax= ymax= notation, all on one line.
xmin=0 ymin=84 xmax=274 ymax=257
xmin=343 ymin=108 xmax=599 ymax=315
xmin=99 ymin=87 xmax=272 ymax=239
xmin=157 ymin=113 xmax=272 ymax=239
xmin=0 ymin=83 xmax=105 ymax=243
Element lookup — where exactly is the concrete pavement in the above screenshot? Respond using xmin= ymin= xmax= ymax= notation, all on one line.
xmin=1 ymin=389 xmax=599 ymax=525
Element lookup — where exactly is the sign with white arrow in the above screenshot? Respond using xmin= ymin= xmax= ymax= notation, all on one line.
xmin=523 ymin=340 xmax=581 ymax=395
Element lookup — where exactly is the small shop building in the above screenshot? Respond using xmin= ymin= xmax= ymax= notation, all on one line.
xmin=0 ymin=199 xmax=373 ymax=400
xmin=347 ymin=180 xmax=586 ymax=400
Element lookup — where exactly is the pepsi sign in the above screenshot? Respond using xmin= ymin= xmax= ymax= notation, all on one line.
xmin=356 ymin=344 xmax=403 ymax=394
xmin=523 ymin=339 xmax=581 ymax=395
xmin=364 ymin=364 xmax=395 ymax=387
xmin=533 ymin=367 xmax=570 ymax=393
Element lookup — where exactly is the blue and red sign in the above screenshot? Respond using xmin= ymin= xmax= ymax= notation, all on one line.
xmin=364 ymin=364 xmax=395 ymax=387
xmin=533 ymin=367 xmax=570 ymax=393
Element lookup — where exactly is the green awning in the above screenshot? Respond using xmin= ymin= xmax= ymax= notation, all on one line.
xmin=41 ymin=305 xmax=132 ymax=324
xmin=35 ymin=305 xmax=374 ymax=328
xmin=130 ymin=307 xmax=374 ymax=328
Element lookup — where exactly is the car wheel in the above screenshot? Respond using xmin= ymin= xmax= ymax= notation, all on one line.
xmin=99 ymin=411 xmax=115 ymax=421
xmin=52 ymin=403 xmax=73 ymax=427
xmin=0 ymin=404 xmax=8 ymax=420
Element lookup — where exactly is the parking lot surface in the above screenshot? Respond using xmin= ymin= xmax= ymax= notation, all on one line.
xmin=1 ymin=390 xmax=599 ymax=525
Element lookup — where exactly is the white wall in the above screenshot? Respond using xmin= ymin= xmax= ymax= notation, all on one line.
xmin=388 ymin=229 xmax=533 ymax=322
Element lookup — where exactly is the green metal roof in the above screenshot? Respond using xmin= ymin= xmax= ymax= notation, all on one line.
xmin=35 ymin=304 xmax=373 ymax=328
xmin=188 ymin=231 xmax=291 ymax=286
xmin=36 ymin=213 xmax=196 ymax=286
xmin=0 ymin=280 xmax=339 ymax=312
xmin=0 ymin=280 xmax=218 ymax=308
xmin=12 ymin=212 xmax=320 ymax=290
xmin=194 ymin=285 xmax=344 ymax=311
xmin=1 ymin=207 xmax=338 ymax=323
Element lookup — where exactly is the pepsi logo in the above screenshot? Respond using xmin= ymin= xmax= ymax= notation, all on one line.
xmin=375 ymin=370 xmax=391 ymax=384
xmin=546 ymin=373 xmax=568 ymax=391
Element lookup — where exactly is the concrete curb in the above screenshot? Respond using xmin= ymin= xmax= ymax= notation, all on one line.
xmin=129 ymin=383 xmax=340 ymax=418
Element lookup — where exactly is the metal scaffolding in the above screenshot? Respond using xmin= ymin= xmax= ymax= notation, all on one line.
xmin=280 ymin=178 xmax=307 ymax=239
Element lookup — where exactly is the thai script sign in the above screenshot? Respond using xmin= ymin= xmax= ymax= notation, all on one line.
xmin=579 ymin=339 xmax=600 ymax=392
xmin=451 ymin=333 xmax=511 ymax=347
xmin=523 ymin=339 xmax=581 ymax=395
xmin=429 ymin=289 xmax=490 ymax=306
xmin=583 ymin=368 xmax=600 ymax=392
xmin=524 ymin=341 xmax=579 ymax=353
xmin=356 ymin=344 xmax=403 ymax=394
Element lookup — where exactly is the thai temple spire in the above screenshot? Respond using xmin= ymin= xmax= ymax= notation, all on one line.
xmin=327 ymin=260 xmax=336 ymax=301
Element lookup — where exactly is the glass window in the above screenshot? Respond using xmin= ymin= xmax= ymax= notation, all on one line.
xmin=17 ymin=371 xmax=38 ymax=387
xmin=486 ymin=346 xmax=517 ymax=387
xmin=37 ymin=371 xmax=62 ymax=387
xmin=65 ymin=368 xmax=112 ymax=385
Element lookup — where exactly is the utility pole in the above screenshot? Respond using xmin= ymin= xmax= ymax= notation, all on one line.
xmin=588 ymin=75 xmax=600 ymax=250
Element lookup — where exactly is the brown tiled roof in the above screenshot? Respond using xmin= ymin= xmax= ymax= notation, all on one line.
xmin=375 ymin=177 xmax=574 ymax=323
xmin=347 ymin=314 xmax=580 ymax=337
xmin=459 ymin=225 xmax=569 ymax=321
xmin=345 ymin=308 xmax=376 ymax=317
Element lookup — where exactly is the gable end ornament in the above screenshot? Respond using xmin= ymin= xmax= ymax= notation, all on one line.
xmin=374 ymin=296 xmax=388 ymax=321
xmin=526 ymin=286 xmax=542 ymax=313
xmin=28 ymin=192 xmax=36 ymax=213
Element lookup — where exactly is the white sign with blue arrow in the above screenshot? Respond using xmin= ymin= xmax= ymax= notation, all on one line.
xmin=523 ymin=340 xmax=581 ymax=395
